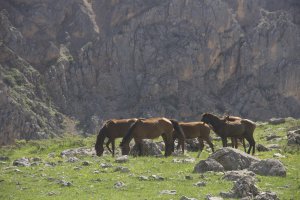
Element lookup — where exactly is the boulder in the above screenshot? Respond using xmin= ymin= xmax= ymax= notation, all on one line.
xmin=13 ymin=158 xmax=31 ymax=167
xmin=249 ymin=159 xmax=286 ymax=177
xmin=254 ymin=192 xmax=279 ymax=200
xmin=256 ymin=144 xmax=270 ymax=152
xmin=287 ymin=129 xmax=300 ymax=145
xmin=115 ymin=155 xmax=129 ymax=163
xmin=220 ymin=176 xmax=259 ymax=198
xmin=208 ymin=147 xmax=260 ymax=170
xmin=223 ymin=170 xmax=256 ymax=181
xmin=130 ymin=139 xmax=162 ymax=156
xmin=268 ymin=118 xmax=285 ymax=125
xmin=180 ymin=196 xmax=198 ymax=200
xmin=206 ymin=195 xmax=223 ymax=200
xmin=193 ymin=158 xmax=224 ymax=173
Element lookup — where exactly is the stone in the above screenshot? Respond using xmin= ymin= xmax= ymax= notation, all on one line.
xmin=0 ymin=156 xmax=9 ymax=161
xmin=114 ymin=166 xmax=130 ymax=173
xmin=159 ymin=190 xmax=176 ymax=195
xmin=256 ymin=144 xmax=270 ymax=152
xmin=173 ymin=158 xmax=195 ymax=163
xmin=100 ymin=163 xmax=113 ymax=168
xmin=150 ymin=175 xmax=164 ymax=181
xmin=138 ymin=176 xmax=149 ymax=181
xmin=114 ymin=181 xmax=125 ymax=188
xmin=115 ymin=155 xmax=129 ymax=163
xmin=67 ymin=157 xmax=79 ymax=163
xmin=223 ymin=170 xmax=256 ymax=181
xmin=61 ymin=148 xmax=95 ymax=157
xmin=268 ymin=118 xmax=285 ymax=125
xmin=130 ymin=139 xmax=162 ymax=156
xmin=194 ymin=181 xmax=206 ymax=187
xmin=206 ymin=195 xmax=223 ymax=200
xmin=180 ymin=196 xmax=198 ymax=200
xmin=193 ymin=158 xmax=224 ymax=173
xmin=266 ymin=133 xmax=281 ymax=141
xmin=13 ymin=158 xmax=31 ymax=167
xmin=220 ymin=176 xmax=259 ymax=198
xmin=266 ymin=144 xmax=281 ymax=149
xmin=287 ymin=129 xmax=300 ymax=145
xmin=208 ymin=148 xmax=260 ymax=170
xmin=254 ymin=191 xmax=279 ymax=200
xmin=185 ymin=175 xmax=193 ymax=180
xmin=273 ymin=153 xmax=285 ymax=158
xmin=82 ymin=161 xmax=91 ymax=166
xmin=249 ymin=159 xmax=286 ymax=177
xmin=58 ymin=180 xmax=72 ymax=187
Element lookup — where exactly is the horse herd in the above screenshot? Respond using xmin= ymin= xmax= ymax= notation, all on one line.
xmin=94 ymin=113 xmax=256 ymax=157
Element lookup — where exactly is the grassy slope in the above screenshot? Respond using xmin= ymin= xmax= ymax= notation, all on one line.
xmin=1 ymin=119 xmax=300 ymax=200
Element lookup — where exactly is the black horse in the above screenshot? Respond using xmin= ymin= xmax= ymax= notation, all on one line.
xmin=201 ymin=113 xmax=256 ymax=155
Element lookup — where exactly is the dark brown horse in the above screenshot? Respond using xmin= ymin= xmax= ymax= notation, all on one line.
xmin=223 ymin=116 xmax=246 ymax=152
xmin=120 ymin=117 xmax=185 ymax=157
xmin=173 ymin=121 xmax=214 ymax=157
xmin=201 ymin=113 xmax=256 ymax=154
xmin=95 ymin=118 xmax=138 ymax=157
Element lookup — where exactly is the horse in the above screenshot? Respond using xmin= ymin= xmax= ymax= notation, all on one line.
xmin=95 ymin=118 xmax=138 ymax=157
xmin=201 ymin=113 xmax=256 ymax=155
xmin=119 ymin=117 xmax=185 ymax=157
xmin=223 ymin=115 xmax=246 ymax=152
xmin=173 ymin=121 xmax=214 ymax=157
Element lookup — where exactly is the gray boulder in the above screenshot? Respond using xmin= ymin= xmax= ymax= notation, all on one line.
xmin=13 ymin=158 xmax=31 ymax=167
xmin=193 ymin=158 xmax=224 ymax=173
xmin=223 ymin=170 xmax=256 ymax=181
xmin=61 ymin=147 xmax=95 ymax=157
xmin=254 ymin=192 xmax=279 ymax=200
xmin=115 ymin=155 xmax=129 ymax=163
xmin=208 ymin=147 xmax=260 ymax=170
xmin=249 ymin=159 xmax=286 ymax=177
xmin=256 ymin=144 xmax=270 ymax=152
xmin=220 ymin=176 xmax=259 ymax=198
xmin=130 ymin=139 xmax=162 ymax=156
xmin=287 ymin=129 xmax=300 ymax=145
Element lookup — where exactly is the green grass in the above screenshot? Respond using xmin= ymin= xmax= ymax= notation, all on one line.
xmin=1 ymin=119 xmax=300 ymax=200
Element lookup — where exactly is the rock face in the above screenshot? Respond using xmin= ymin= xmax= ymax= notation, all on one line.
xmin=1 ymin=0 xmax=300 ymax=144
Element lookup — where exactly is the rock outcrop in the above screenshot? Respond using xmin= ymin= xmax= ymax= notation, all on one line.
xmin=1 ymin=0 xmax=300 ymax=144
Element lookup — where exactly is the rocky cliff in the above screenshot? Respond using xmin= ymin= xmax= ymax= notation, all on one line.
xmin=1 ymin=0 xmax=300 ymax=145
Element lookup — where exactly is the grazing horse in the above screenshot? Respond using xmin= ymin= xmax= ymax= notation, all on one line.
xmin=173 ymin=122 xmax=214 ymax=157
xmin=95 ymin=118 xmax=138 ymax=157
xmin=223 ymin=116 xmax=246 ymax=152
xmin=201 ymin=113 xmax=256 ymax=155
xmin=120 ymin=118 xmax=185 ymax=157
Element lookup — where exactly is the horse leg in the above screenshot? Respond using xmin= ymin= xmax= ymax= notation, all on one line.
xmin=242 ymin=138 xmax=247 ymax=152
xmin=112 ymin=139 xmax=115 ymax=157
xmin=197 ymin=138 xmax=204 ymax=158
xmin=206 ymin=138 xmax=215 ymax=153
xmin=106 ymin=139 xmax=112 ymax=154
xmin=162 ymin=133 xmax=172 ymax=157
xmin=230 ymin=137 xmax=235 ymax=148
xmin=221 ymin=137 xmax=228 ymax=147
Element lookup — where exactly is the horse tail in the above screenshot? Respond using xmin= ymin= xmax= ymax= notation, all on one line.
xmin=120 ymin=119 xmax=140 ymax=147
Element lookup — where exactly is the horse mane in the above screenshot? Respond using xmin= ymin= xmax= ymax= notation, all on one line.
xmin=120 ymin=119 xmax=140 ymax=146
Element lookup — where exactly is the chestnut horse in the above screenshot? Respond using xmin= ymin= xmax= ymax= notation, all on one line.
xmin=120 ymin=117 xmax=185 ymax=157
xmin=95 ymin=118 xmax=138 ymax=157
xmin=173 ymin=121 xmax=214 ymax=157
xmin=201 ymin=113 xmax=256 ymax=155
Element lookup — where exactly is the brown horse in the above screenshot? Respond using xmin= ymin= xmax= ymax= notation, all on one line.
xmin=201 ymin=113 xmax=256 ymax=154
xmin=95 ymin=118 xmax=138 ymax=157
xmin=173 ymin=122 xmax=214 ymax=157
xmin=120 ymin=117 xmax=185 ymax=157
xmin=223 ymin=116 xmax=246 ymax=152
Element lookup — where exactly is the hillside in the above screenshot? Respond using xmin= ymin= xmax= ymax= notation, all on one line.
xmin=1 ymin=0 xmax=300 ymax=144
xmin=0 ymin=118 xmax=300 ymax=199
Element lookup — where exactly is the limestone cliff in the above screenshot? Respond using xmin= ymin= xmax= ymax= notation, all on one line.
xmin=0 ymin=0 xmax=300 ymax=145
